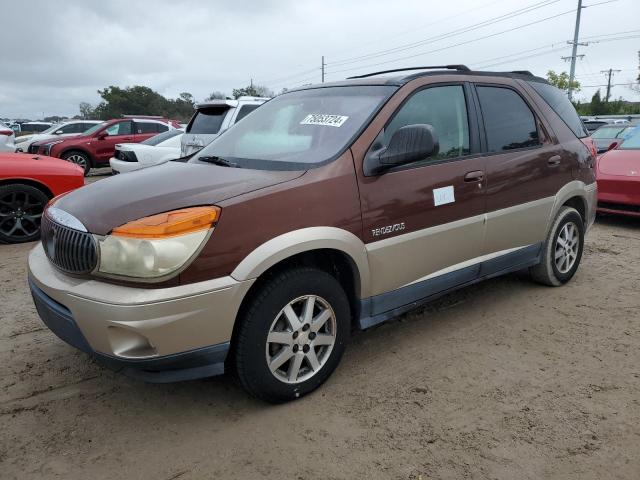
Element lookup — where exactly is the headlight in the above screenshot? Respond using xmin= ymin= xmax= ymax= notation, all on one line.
xmin=96 ymin=206 xmax=220 ymax=280
xmin=43 ymin=140 xmax=64 ymax=155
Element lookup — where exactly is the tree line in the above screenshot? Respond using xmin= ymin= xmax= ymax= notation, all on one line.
xmin=79 ymin=83 xmax=274 ymax=122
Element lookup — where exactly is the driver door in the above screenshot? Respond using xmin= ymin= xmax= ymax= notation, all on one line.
xmin=95 ymin=120 xmax=133 ymax=163
xmin=353 ymin=83 xmax=487 ymax=316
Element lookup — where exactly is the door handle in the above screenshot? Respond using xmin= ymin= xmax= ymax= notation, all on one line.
xmin=464 ymin=170 xmax=484 ymax=182
xmin=547 ymin=155 xmax=561 ymax=166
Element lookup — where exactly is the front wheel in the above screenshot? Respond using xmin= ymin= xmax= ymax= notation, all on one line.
xmin=530 ymin=206 xmax=584 ymax=286
xmin=61 ymin=150 xmax=91 ymax=176
xmin=0 ymin=184 xmax=49 ymax=243
xmin=234 ymin=267 xmax=350 ymax=403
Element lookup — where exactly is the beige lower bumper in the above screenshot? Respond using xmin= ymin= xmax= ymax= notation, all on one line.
xmin=28 ymin=244 xmax=254 ymax=358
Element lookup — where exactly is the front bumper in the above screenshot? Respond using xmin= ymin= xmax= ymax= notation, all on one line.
xmin=597 ymin=176 xmax=640 ymax=217
xmin=28 ymin=244 xmax=255 ymax=382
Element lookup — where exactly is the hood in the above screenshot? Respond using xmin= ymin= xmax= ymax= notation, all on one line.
xmin=54 ymin=161 xmax=305 ymax=234
xmin=598 ymin=149 xmax=640 ymax=177
xmin=32 ymin=133 xmax=85 ymax=147
xmin=0 ymin=152 xmax=83 ymax=174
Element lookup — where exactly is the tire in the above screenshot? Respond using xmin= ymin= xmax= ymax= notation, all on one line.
xmin=234 ymin=267 xmax=350 ymax=403
xmin=61 ymin=150 xmax=91 ymax=176
xmin=0 ymin=184 xmax=50 ymax=244
xmin=530 ymin=206 xmax=584 ymax=286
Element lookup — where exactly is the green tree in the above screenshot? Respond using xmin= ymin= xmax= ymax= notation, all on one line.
xmin=90 ymin=86 xmax=195 ymax=122
xmin=232 ymin=83 xmax=273 ymax=99
xmin=590 ymin=89 xmax=606 ymax=115
xmin=78 ymin=102 xmax=95 ymax=119
xmin=546 ymin=70 xmax=580 ymax=94
xmin=205 ymin=91 xmax=227 ymax=101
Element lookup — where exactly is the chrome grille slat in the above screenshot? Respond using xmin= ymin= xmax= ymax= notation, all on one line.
xmin=41 ymin=214 xmax=97 ymax=274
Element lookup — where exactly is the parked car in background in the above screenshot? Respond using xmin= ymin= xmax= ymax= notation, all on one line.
xmin=0 ymin=121 xmax=16 ymax=153
xmin=596 ymin=126 xmax=640 ymax=217
xmin=582 ymin=118 xmax=630 ymax=133
xmin=590 ymin=124 xmax=635 ymax=153
xmin=181 ymin=96 xmax=268 ymax=157
xmin=0 ymin=152 xmax=84 ymax=243
xmin=110 ymin=129 xmax=183 ymax=174
xmin=28 ymin=67 xmax=596 ymax=402
xmin=14 ymin=120 xmax=102 ymax=153
xmin=30 ymin=118 xmax=180 ymax=175
xmin=18 ymin=122 xmax=54 ymax=134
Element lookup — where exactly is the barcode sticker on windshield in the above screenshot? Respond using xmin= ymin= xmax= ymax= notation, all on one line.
xmin=300 ymin=114 xmax=349 ymax=127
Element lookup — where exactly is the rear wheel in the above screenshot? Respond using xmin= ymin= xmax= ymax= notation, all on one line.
xmin=530 ymin=206 xmax=584 ymax=286
xmin=61 ymin=150 xmax=91 ymax=176
xmin=234 ymin=267 xmax=350 ymax=403
xmin=0 ymin=184 xmax=49 ymax=244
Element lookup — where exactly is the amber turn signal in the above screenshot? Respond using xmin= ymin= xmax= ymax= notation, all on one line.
xmin=112 ymin=206 xmax=220 ymax=239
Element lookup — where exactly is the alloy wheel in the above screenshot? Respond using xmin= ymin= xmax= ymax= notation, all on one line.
xmin=555 ymin=221 xmax=579 ymax=274
xmin=265 ymin=295 xmax=337 ymax=384
xmin=66 ymin=154 xmax=87 ymax=169
xmin=0 ymin=190 xmax=45 ymax=241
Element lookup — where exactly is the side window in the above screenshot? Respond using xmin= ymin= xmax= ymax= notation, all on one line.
xmin=235 ymin=104 xmax=260 ymax=123
xmin=383 ymin=85 xmax=470 ymax=161
xmin=105 ymin=121 xmax=132 ymax=136
xmin=527 ymin=81 xmax=587 ymax=138
xmin=60 ymin=123 xmax=81 ymax=134
xmin=476 ymin=86 xmax=539 ymax=152
xmin=136 ymin=122 xmax=161 ymax=134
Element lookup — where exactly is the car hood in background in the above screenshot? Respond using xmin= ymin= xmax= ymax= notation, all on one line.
xmin=598 ymin=149 xmax=640 ymax=177
xmin=54 ymin=161 xmax=305 ymax=234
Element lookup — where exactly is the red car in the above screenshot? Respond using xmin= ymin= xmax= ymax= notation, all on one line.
xmin=596 ymin=126 xmax=640 ymax=217
xmin=29 ymin=118 xmax=180 ymax=176
xmin=0 ymin=153 xmax=84 ymax=243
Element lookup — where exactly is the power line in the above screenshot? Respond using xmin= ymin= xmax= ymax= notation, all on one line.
xmin=327 ymin=0 xmax=561 ymax=67
xmin=326 ymin=7 xmax=577 ymax=77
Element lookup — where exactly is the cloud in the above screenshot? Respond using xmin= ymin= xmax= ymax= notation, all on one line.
xmin=1 ymin=0 xmax=639 ymax=119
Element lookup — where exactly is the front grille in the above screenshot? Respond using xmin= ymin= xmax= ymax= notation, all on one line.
xmin=41 ymin=214 xmax=98 ymax=274
xmin=28 ymin=144 xmax=40 ymax=154
xmin=598 ymin=201 xmax=640 ymax=214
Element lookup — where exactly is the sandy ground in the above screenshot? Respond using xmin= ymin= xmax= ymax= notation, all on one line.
xmin=1 ymin=193 xmax=639 ymax=479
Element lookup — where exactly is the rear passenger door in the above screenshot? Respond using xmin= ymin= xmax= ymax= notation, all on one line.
xmin=474 ymin=83 xmax=571 ymax=266
xmin=355 ymin=83 xmax=487 ymax=310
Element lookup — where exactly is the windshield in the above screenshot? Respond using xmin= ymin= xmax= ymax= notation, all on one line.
xmin=618 ymin=127 xmax=640 ymax=150
xmin=194 ymin=86 xmax=396 ymax=169
xmin=142 ymin=129 xmax=183 ymax=146
xmin=80 ymin=122 xmax=106 ymax=136
xmin=591 ymin=126 xmax=628 ymax=139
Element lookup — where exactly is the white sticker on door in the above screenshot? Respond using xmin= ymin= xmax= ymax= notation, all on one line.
xmin=300 ymin=114 xmax=349 ymax=127
xmin=433 ymin=185 xmax=455 ymax=206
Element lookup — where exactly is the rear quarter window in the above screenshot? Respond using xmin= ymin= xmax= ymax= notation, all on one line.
xmin=528 ymin=81 xmax=587 ymax=138
xmin=187 ymin=107 xmax=229 ymax=134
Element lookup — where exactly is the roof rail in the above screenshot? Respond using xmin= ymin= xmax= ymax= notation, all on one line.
xmin=348 ymin=65 xmax=471 ymax=79
xmin=509 ymin=70 xmax=534 ymax=76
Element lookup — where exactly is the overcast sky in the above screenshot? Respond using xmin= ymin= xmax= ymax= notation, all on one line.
xmin=1 ymin=0 xmax=639 ymax=119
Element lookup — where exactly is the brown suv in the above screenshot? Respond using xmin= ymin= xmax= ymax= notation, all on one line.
xmin=29 ymin=66 xmax=597 ymax=402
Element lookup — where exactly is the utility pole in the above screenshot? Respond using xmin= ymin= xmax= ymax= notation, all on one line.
xmin=601 ymin=68 xmax=621 ymax=102
xmin=566 ymin=0 xmax=585 ymax=101
xmin=321 ymin=56 xmax=326 ymax=83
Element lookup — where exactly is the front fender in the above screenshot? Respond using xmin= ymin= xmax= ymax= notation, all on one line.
xmin=230 ymin=227 xmax=371 ymax=298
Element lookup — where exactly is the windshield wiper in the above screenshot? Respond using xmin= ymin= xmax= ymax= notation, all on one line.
xmin=198 ymin=155 xmax=239 ymax=168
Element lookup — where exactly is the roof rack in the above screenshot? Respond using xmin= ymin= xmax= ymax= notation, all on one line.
xmin=509 ymin=70 xmax=534 ymax=76
xmin=348 ymin=65 xmax=471 ymax=79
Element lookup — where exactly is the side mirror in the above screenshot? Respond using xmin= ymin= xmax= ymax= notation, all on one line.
xmin=97 ymin=132 xmax=108 ymax=140
xmin=54 ymin=130 xmax=63 ymax=135
xmin=607 ymin=141 xmax=619 ymax=151
xmin=376 ymin=124 xmax=439 ymax=170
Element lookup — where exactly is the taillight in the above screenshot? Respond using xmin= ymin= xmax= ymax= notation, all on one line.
xmin=580 ymin=137 xmax=597 ymax=167
xmin=0 ymin=130 xmax=13 ymax=136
